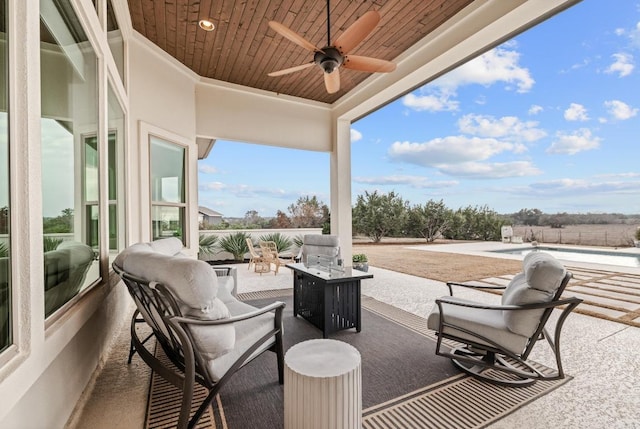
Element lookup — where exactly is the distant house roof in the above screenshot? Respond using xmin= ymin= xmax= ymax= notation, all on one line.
xmin=198 ymin=206 xmax=223 ymax=217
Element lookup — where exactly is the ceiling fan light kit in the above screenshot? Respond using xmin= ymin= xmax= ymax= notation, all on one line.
xmin=267 ymin=0 xmax=396 ymax=94
xmin=314 ymin=47 xmax=343 ymax=74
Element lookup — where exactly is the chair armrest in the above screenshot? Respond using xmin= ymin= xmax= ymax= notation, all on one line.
xmin=436 ymin=296 xmax=582 ymax=312
xmin=172 ymin=301 xmax=286 ymax=326
xmin=446 ymin=281 xmax=506 ymax=296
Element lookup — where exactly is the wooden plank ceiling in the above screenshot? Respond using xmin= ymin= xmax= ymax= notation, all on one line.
xmin=127 ymin=0 xmax=474 ymax=104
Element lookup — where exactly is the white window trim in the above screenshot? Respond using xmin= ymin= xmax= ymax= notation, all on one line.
xmin=138 ymin=121 xmax=194 ymax=250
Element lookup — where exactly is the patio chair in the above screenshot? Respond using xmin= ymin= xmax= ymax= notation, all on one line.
xmin=298 ymin=234 xmax=341 ymax=267
xmin=501 ymin=225 xmax=523 ymax=244
xmin=427 ymin=251 xmax=582 ymax=386
xmin=259 ymin=240 xmax=287 ymax=275
xmin=113 ymin=238 xmax=285 ymax=429
xmin=501 ymin=225 xmax=513 ymax=243
xmin=245 ymin=238 xmax=263 ymax=271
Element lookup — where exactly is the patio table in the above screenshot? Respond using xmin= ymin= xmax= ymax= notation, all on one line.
xmin=286 ymin=262 xmax=373 ymax=338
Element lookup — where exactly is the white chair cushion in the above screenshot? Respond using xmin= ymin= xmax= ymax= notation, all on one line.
xmin=148 ymin=237 xmax=184 ymax=256
xmin=501 ymin=273 xmax=551 ymax=337
xmin=205 ymin=300 xmax=276 ymax=381
xmin=121 ymin=250 xmax=226 ymax=318
xmin=113 ymin=242 xmax=152 ymax=268
xmin=523 ymin=251 xmax=566 ymax=292
xmin=303 ymin=234 xmax=339 ymax=247
xmin=427 ymin=297 xmax=529 ymax=355
xmin=301 ymin=234 xmax=341 ymax=263
xmin=501 ymin=252 xmax=566 ymax=336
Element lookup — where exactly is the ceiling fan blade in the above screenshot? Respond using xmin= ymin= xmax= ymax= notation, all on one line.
xmin=333 ymin=11 xmax=380 ymax=55
xmin=268 ymin=62 xmax=315 ymax=77
xmin=324 ymin=69 xmax=340 ymax=94
xmin=343 ymin=55 xmax=396 ymax=73
xmin=268 ymin=21 xmax=320 ymax=53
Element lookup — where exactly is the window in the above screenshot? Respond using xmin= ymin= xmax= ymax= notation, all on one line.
xmin=107 ymin=84 xmax=125 ymax=260
xmin=41 ymin=0 xmax=100 ymax=318
xmin=150 ymin=137 xmax=186 ymax=243
xmin=0 ymin=0 xmax=10 ymax=352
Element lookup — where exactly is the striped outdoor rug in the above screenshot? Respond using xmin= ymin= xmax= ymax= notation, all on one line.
xmin=145 ymin=289 xmax=569 ymax=429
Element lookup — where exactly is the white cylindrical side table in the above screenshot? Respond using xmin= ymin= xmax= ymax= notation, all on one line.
xmin=284 ymin=339 xmax=362 ymax=429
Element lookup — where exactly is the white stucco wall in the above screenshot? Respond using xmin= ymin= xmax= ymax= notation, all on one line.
xmin=127 ymin=36 xmax=200 ymax=252
xmin=195 ymin=80 xmax=332 ymax=152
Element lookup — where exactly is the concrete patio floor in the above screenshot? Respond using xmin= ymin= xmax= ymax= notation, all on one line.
xmin=69 ymin=243 xmax=640 ymax=428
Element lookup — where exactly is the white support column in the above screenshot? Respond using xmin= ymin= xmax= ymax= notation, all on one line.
xmin=330 ymin=118 xmax=353 ymax=266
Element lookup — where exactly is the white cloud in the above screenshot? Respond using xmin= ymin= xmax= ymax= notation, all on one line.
xmin=388 ymin=136 xmax=542 ymax=179
xmin=605 ymin=52 xmax=634 ymax=77
xmin=564 ymin=103 xmax=589 ymax=121
xmin=402 ymin=45 xmax=534 ymax=113
xmin=437 ymin=161 xmax=542 ymax=179
xmin=199 ymin=181 xmax=305 ymax=201
xmin=199 ymin=181 xmax=226 ymax=191
xmin=513 ymin=178 xmax=640 ymax=197
xmin=528 ymin=105 xmax=543 ymax=115
xmin=595 ymin=172 xmax=640 ymax=179
xmin=402 ymin=92 xmax=458 ymax=112
xmin=351 ymin=128 xmax=363 ymax=142
xmin=388 ymin=136 xmax=517 ymax=166
xmin=546 ymin=128 xmax=601 ymax=155
xmin=434 ymin=46 xmax=534 ymax=93
xmin=630 ymin=21 xmax=640 ymax=48
xmin=198 ymin=164 xmax=218 ymax=174
xmin=604 ymin=100 xmax=638 ymax=120
xmin=457 ymin=114 xmax=546 ymax=143
xmin=353 ymin=175 xmax=458 ymax=188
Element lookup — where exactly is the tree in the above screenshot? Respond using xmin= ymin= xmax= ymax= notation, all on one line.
xmin=269 ymin=210 xmax=292 ymax=228
xmin=407 ymin=199 xmax=452 ymax=242
xmin=443 ymin=205 xmax=504 ymax=241
xmin=512 ymin=208 xmax=542 ymax=226
xmin=541 ymin=212 xmax=573 ymax=228
xmin=288 ymin=196 xmax=329 ymax=228
xmin=352 ymin=191 xmax=408 ymax=242
xmin=43 ymin=208 xmax=74 ymax=233
xmin=243 ymin=210 xmax=265 ymax=228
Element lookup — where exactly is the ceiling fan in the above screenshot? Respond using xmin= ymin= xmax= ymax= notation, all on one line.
xmin=267 ymin=0 xmax=396 ymax=94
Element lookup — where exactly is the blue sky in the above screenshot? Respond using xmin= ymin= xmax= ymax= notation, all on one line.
xmin=198 ymin=0 xmax=640 ymax=218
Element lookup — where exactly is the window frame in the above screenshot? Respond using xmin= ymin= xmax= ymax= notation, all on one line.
xmin=139 ymin=121 xmax=192 ymax=249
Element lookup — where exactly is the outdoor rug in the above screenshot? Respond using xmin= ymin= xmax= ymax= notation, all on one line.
xmin=145 ymin=289 xmax=570 ymax=429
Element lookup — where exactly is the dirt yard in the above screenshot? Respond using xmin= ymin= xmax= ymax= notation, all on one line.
xmin=352 ymin=241 xmax=522 ymax=282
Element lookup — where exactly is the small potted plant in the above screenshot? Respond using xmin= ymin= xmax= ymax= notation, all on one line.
xmin=352 ymin=253 xmax=369 ymax=272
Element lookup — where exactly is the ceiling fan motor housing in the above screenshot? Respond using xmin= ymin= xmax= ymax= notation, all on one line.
xmin=315 ymin=47 xmax=344 ymax=73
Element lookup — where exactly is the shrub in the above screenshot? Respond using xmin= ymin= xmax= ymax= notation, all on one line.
xmin=43 ymin=236 xmax=63 ymax=252
xmin=293 ymin=234 xmax=304 ymax=249
xmin=0 ymin=242 xmax=8 ymax=258
xmin=198 ymin=234 xmax=219 ymax=256
xmin=258 ymin=232 xmax=292 ymax=253
xmin=218 ymin=231 xmax=251 ymax=261
xmin=352 ymin=253 xmax=368 ymax=263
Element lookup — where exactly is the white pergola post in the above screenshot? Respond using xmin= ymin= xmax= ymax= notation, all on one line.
xmin=330 ymin=118 xmax=353 ymax=266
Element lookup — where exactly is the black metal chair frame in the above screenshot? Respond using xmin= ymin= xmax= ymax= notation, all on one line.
xmin=113 ymin=264 xmax=285 ymax=429
xmin=434 ymin=272 xmax=582 ymax=387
